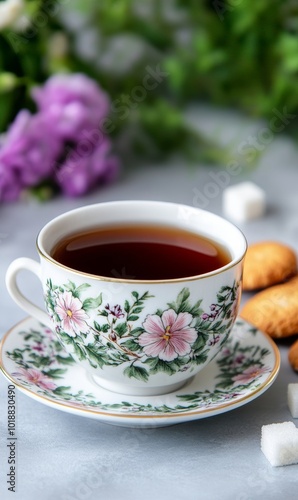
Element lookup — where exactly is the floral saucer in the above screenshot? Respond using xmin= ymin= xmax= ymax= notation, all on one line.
xmin=0 ymin=317 xmax=280 ymax=428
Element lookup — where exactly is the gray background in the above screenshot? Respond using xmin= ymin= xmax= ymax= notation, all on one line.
xmin=1 ymin=107 xmax=298 ymax=499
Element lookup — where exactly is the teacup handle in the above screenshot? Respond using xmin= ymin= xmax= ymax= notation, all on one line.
xmin=6 ymin=258 xmax=53 ymax=329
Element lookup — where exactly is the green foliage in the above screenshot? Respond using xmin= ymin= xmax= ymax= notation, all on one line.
xmin=45 ymin=368 xmax=67 ymax=379
xmin=64 ymin=281 xmax=91 ymax=299
xmin=3 ymin=1 xmax=297 ymax=167
xmin=168 ymin=287 xmax=203 ymax=316
xmin=114 ymin=322 xmax=128 ymax=337
xmin=43 ymin=276 xmax=240 ymax=381
xmin=123 ymin=364 xmax=149 ymax=382
xmin=5 ymin=317 xmax=274 ymax=414
xmin=82 ymin=294 xmax=102 ymax=311
xmin=70 ymin=0 xmax=298 ymax=122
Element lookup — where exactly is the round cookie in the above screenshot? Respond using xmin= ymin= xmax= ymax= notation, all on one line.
xmin=289 ymin=339 xmax=298 ymax=372
xmin=241 ymin=275 xmax=298 ymax=338
xmin=243 ymin=241 xmax=297 ymax=291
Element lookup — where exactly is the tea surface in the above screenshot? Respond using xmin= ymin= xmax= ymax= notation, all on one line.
xmin=51 ymin=225 xmax=231 ymax=280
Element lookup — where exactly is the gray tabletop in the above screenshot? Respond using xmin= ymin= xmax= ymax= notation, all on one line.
xmin=1 ymin=107 xmax=298 ymax=499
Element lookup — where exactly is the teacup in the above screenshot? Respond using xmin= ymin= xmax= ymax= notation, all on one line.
xmin=5 ymin=201 xmax=247 ymax=396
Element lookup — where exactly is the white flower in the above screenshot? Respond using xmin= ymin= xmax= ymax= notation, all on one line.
xmin=0 ymin=0 xmax=25 ymax=31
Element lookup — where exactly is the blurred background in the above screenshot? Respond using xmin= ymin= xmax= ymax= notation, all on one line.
xmin=1 ymin=0 xmax=298 ymax=200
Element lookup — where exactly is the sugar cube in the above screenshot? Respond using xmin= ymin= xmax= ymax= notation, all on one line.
xmin=222 ymin=181 xmax=266 ymax=222
xmin=288 ymin=383 xmax=298 ymax=418
xmin=261 ymin=422 xmax=298 ymax=467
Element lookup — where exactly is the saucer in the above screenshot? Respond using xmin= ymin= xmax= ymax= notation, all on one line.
xmin=0 ymin=317 xmax=280 ymax=428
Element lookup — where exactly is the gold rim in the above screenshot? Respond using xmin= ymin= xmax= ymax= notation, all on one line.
xmin=35 ymin=200 xmax=248 ymax=284
xmin=0 ymin=318 xmax=280 ymax=421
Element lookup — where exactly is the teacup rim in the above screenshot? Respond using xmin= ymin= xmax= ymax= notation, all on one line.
xmin=36 ymin=200 xmax=247 ymax=284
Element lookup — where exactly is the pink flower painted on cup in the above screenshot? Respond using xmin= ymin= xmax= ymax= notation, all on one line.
xmin=12 ymin=368 xmax=57 ymax=391
xmin=232 ymin=365 xmax=269 ymax=385
xmin=139 ymin=309 xmax=197 ymax=362
xmin=55 ymin=291 xmax=89 ymax=337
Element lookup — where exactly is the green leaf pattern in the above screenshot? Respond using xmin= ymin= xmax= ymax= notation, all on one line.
xmin=43 ymin=279 xmax=241 ymax=382
xmin=6 ymin=320 xmax=273 ymax=415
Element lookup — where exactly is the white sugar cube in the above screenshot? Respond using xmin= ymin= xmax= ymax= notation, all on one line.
xmin=261 ymin=422 xmax=298 ymax=467
xmin=222 ymin=181 xmax=266 ymax=222
xmin=288 ymin=384 xmax=298 ymax=418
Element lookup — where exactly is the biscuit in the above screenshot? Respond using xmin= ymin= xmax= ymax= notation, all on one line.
xmin=240 ymin=276 xmax=298 ymax=338
xmin=243 ymin=241 xmax=297 ymax=291
xmin=289 ymin=340 xmax=298 ymax=372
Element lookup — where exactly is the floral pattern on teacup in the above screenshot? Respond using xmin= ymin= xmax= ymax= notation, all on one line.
xmin=54 ymin=290 xmax=90 ymax=336
xmin=43 ymin=279 xmax=241 ymax=382
xmin=139 ymin=309 xmax=197 ymax=361
xmin=5 ymin=319 xmax=273 ymax=414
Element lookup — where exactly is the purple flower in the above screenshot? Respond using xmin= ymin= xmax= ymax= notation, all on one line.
xmin=201 ymin=313 xmax=210 ymax=321
xmin=221 ymin=348 xmax=231 ymax=357
xmin=31 ymin=74 xmax=110 ymax=143
xmin=234 ymin=354 xmax=246 ymax=365
xmin=207 ymin=334 xmax=220 ymax=346
xmin=32 ymin=343 xmax=45 ymax=353
xmin=32 ymin=73 xmax=119 ymax=197
xmin=105 ymin=304 xmax=125 ymax=319
xmin=0 ymin=162 xmax=21 ymax=201
xmin=32 ymin=73 xmax=109 ymax=126
xmin=55 ymin=133 xmax=119 ymax=197
xmin=0 ymin=73 xmax=119 ymax=202
xmin=0 ymin=110 xmax=61 ymax=200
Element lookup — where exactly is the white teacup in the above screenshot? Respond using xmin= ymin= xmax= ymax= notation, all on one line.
xmin=6 ymin=201 xmax=246 ymax=396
